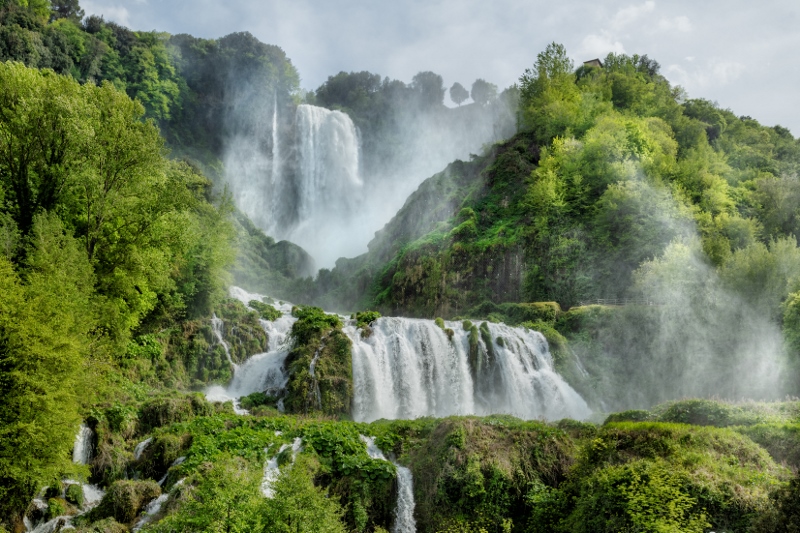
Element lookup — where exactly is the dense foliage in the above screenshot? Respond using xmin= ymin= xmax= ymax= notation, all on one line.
xmin=3 ymin=3 xmax=800 ymax=530
xmin=0 ymin=58 xmax=235 ymax=523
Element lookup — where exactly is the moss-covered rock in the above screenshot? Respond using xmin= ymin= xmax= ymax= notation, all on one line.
xmin=90 ymin=480 xmax=161 ymax=524
xmin=137 ymin=432 xmax=191 ymax=481
xmin=407 ymin=417 xmax=575 ymax=533
xmin=65 ymin=484 xmax=84 ymax=508
xmin=46 ymin=498 xmax=66 ymax=520
xmin=556 ymin=422 xmax=789 ymax=533
xmin=248 ymin=299 xmax=282 ymax=321
xmin=215 ymin=299 xmax=269 ymax=363
xmin=284 ymin=306 xmax=352 ymax=416
xmin=138 ymin=393 xmax=212 ymax=432
xmin=74 ymin=517 xmax=128 ymax=533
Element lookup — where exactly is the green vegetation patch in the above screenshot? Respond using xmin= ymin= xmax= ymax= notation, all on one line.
xmin=283 ymin=307 xmax=353 ymax=416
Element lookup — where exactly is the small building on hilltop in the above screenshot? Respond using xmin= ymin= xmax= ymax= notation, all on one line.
xmin=583 ymin=58 xmax=604 ymax=68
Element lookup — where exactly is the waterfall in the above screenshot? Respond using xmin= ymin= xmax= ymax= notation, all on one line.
xmin=210 ymin=314 xmax=236 ymax=369
xmin=283 ymin=104 xmax=363 ymax=267
xmin=393 ymin=466 xmax=417 ymax=533
xmin=346 ymin=318 xmax=591 ymax=422
xmin=132 ymin=494 xmax=168 ymax=531
xmin=205 ymin=288 xmax=296 ymax=411
xmin=295 ymin=104 xmax=362 ymax=221
xmin=132 ymin=479 xmax=185 ymax=532
xmin=271 ymin=94 xmax=281 ymax=188
xmin=359 ymin=436 xmax=417 ymax=533
xmin=207 ymin=287 xmax=589 ymax=422
xmin=72 ymin=423 xmax=93 ymax=465
xmin=133 ymin=437 xmax=152 ymax=461
xmin=261 ymin=437 xmax=303 ymax=498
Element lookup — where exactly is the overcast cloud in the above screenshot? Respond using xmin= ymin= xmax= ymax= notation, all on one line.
xmin=81 ymin=0 xmax=800 ymax=134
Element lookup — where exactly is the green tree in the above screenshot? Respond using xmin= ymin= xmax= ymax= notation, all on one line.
xmin=261 ymin=455 xmax=347 ymax=533
xmin=411 ymin=71 xmax=445 ymax=108
xmin=50 ymin=0 xmax=84 ymax=22
xmin=0 ymin=213 xmax=95 ymax=524
xmin=449 ymin=81 xmax=469 ymax=106
xmin=146 ymin=455 xmax=265 ymax=533
xmin=470 ymin=78 xmax=497 ymax=106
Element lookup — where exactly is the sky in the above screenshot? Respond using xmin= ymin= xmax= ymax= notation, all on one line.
xmin=80 ymin=0 xmax=800 ymax=135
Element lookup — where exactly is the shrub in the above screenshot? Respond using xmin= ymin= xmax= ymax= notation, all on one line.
xmin=248 ymin=299 xmax=282 ymax=321
xmin=65 ymin=484 xmax=84 ymax=507
xmin=91 ymin=480 xmax=161 ymax=524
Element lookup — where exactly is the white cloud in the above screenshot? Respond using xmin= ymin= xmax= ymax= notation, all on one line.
xmin=657 ymin=15 xmax=692 ymax=33
xmin=611 ymin=0 xmax=656 ymax=30
xmin=665 ymin=59 xmax=745 ymax=91
xmin=578 ymin=32 xmax=626 ymax=59
xmin=81 ymin=1 xmax=131 ymax=26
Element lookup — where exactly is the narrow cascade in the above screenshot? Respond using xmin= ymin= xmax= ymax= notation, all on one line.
xmin=271 ymin=94 xmax=280 ymax=187
xmin=72 ymin=423 xmax=93 ymax=465
xmin=393 ymin=466 xmax=417 ymax=533
xmin=133 ymin=479 xmax=185 ymax=532
xmin=132 ymin=494 xmax=168 ymax=531
xmin=261 ymin=437 xmax=303 ymax=498
xmin=345 ymin=318 xmax=591 ymax=422
xmin=210 ymin=314 xmax=236 ymax=369
xmin=205 ymin=288 xmax=297 ymax=411
xmin=133 ymin=437 xmax=152 ymax=461
xmin=359 ymin=436 xmax=416 ymax=533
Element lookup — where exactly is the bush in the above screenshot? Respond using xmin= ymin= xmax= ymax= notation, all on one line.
xmin=47 ymin=498 xmax=66 ymax=520
xmin=354 ymin=310 xmax=381 ymax=329
xmin=91 ymin=480 xmax=161 ymax=524
xmin=65 ymin=484 xmax=84 ymax=507
xmin=249 ymin=299 xmax=282 ymax=321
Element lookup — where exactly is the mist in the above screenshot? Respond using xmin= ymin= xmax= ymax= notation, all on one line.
xmin=570 ymin=198 xmax=790 ymax=412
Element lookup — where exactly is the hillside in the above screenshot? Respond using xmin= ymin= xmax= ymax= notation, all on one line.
xmin=3 ymin=3 xmax=800 ymax=532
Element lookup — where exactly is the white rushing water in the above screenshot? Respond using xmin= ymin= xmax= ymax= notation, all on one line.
xmin=72 ymin=423 xmax=93 ymax=465
xmin=205 ymin=288 xmax=297 ymax=411
xmin=261 ymin=437 xmax=303 ymax=498
xmin=210 ymin=313 xmax=236 ymax=369
xmin=207 ymin=287 xmax=589 ymax=422
xmin=359 ymin=436 xmax=416 ymax=533
xmin=132 ymin=494 xmax=168 ymax=531
xmin=132 ymin=478 xmax=185 ymax=532
xmin=393 ymin=466 xmax=417 ymax=533
xmin=346 ymin=317 xmax=591 ymax=422
xmin=133 ymin=437 xmax=152 ymax=461
xmin=287 ymin=104 xmax=364 ymax=267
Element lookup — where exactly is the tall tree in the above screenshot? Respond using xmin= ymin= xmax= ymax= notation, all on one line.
xmin=411 ymin=71 xmax=445 ymax=108
xmin=0 ymin=214 xmax=95 ymax=525
xmin=50 ymin=0 xmax=84 ymax=22
xmin=449 ymin=82 xmax=469 ymax=106
xmin=470 ymin=78 xmax=497 ymax=106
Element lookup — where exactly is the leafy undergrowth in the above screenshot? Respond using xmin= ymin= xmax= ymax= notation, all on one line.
xmin=57 ymin=401 xmax=800 ymax=533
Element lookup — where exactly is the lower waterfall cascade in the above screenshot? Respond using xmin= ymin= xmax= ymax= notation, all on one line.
xmin=346 ymin=317 xmax=591 ymax=422
xmin=205 ymin=287 xmax=591 ymax=422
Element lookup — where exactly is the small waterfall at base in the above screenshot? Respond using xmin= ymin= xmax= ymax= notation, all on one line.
xmin=73 ymin=423 xmax=93 ymax=464
xmin=393 ymin=466 xmax=417 ymax=533
xmin=133 ymin=437 xmax=152 ymax=461
xmin=261 ymin=437 xmax=303 ymax=498
xmin=359 ymin=436 xmax=416 ymax=533
xmin=204 ymin=288 xmax=297 ymax=412
xmin=346 ymin=318 xmax=591 ymax=422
